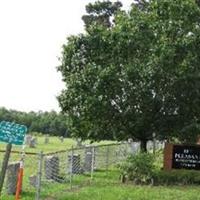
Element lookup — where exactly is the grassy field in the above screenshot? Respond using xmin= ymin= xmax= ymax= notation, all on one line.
xmin=13 ymin=170 xmax=200 ymax=200
xmin=49 ymin=169 xmax=200 ymax=200
xmin=0 ymin=135 xmax=115 ymax=154
xmin=0 ymin=136 xmax=76 ymax=153
xmin=3 ymin=168 xmax=200 ymax=200
xmin=60 ymin=185 xmax=200 ymax=200
xmin=0 ymin=136 xmax=117 ymax=200
xmin=1 ymin=137 xmax=200 ymax=200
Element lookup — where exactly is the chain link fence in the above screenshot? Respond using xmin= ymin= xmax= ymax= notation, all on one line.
xmin=36 ymin=141 xmax=146 ymax=199
xmin=0 ymin=150 xmax=38 ymax=200
xmin=0 ymin=140 xmax=164 ymax=199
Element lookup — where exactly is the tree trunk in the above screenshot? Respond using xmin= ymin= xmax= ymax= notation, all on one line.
xmin=140 ymin=140 xmax=147 ymax=152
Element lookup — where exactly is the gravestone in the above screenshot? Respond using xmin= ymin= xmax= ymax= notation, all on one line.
xmin=29 ymin=137 xmax=36 ymax=148
xmin=128 ymin=142 xmax=140 ymax=155
xmin=34 ymin=137 xmax=38 ymax=145
xmin=45 ymin=155 xmax=59 ymax=181
xmin=44 ymin=135 xmax=49 ymax=144
xmin=85 ymin=145 xmax=92 ymax=153
xmin=59 ymin=136 xmax=64 ymax=143
xmin=84 ymin=152 xmax=93 ymax=172
xmin=84 ymin=146 xmax=96 ymax=172
xmin=6 ymin=162 xmax=20 ymax=195
xmin=128 ymin=138 xmax=133 ymax=143
xmin=158 ymin=141 xmax=165 ymax=150
xmin=147 ymin=141 xmax=153 ymax=151
xmin=68 ymin=154 xmax=81 ymax=174
xmin=29 ymin=175 xmax=37 ymax=188
xmin=76 ymin=138 xmax=83 ymax=148
xmin=25 ymin=135 xmax=32 ymax=145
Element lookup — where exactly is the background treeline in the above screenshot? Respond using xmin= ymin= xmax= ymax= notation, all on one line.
xmin=0 ymin=107 xmax=69 ymax=137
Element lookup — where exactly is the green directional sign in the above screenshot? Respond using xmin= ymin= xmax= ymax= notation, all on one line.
xmin=0 ymin=121 xmax=27 ymax=145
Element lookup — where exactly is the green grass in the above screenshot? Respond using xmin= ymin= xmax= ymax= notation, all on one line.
xmin=0 ymin=136 xmax=116 ymax=200
xmin=65 ymin=170 xmax=200 ymax=200
xmin=0 ymin=135 xmax=116 ymax=154
xmin=60 ymin=185 xmax=200 ymax=200
xmin=0 ymin=136 xmax=76 ymax=154
xmin=3 ymin=169 xmax=200 ymax=200
xmin=1 ymin=138 xmax=200 ymax=200
xmin=4 ymin=184 xmax=200 ymax=200
xmin=40 ymin=170 xmax=200 ymax=200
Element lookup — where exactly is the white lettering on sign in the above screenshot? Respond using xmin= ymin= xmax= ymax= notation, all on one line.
xmin=0 ymin=121 xmax=27 ymax=145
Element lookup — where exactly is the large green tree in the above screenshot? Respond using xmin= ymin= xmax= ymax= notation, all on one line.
xmin=82 ymin=0 xmax=122 ymax=29
xmin=150 ymin=0 xmax=200 ymax=143
xmin=58 ymin=0 xmax=200 ymax=151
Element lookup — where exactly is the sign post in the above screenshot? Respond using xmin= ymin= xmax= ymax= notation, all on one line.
xmin=0 ymin=121 xmax=27 ymax=197
xmin=0 ymin=143 xmax=12 ymax=195
xmin=15 ymin=145 xmax=25 ymax=200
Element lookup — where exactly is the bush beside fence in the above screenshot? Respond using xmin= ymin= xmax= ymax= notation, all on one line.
xmin=0 ymin=140 xmax=164 ymax=199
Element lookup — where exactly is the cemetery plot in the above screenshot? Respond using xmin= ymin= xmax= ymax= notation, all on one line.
xmin=0 ymin=137 xmax=166 ymax=200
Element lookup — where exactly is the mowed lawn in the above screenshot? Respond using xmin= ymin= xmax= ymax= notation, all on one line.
xmin=4 ymin=169 xmax=200 ymax=200
xmin=0 ymin=136 xmax=76 ymax=153
xmin=0 ymin=135 xmax=116 ymax=154
xmin=38 ymin=169 xmax=200 ymax=200
xmin=1 ymin=137 xmax=200 ymax=200
xmin=60 ymin=185 xmax=200 ymax=200
xmin=56 ymin=169 xmax=200 ymax=200
xmin=57 ymin=170 xmax=200 ymax=200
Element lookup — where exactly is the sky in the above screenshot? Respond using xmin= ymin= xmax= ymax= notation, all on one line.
xmin=0 ymin=0 xmax=133 ymax=113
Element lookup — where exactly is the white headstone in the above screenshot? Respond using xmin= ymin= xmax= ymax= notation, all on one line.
xmin=128 ymin=142 xmax=140 ymax=154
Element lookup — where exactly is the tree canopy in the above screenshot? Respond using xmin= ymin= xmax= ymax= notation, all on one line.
xmin=58 ymin=0 xmax=200 ymax=150
xmin=0 ymin=107 xmax=69 ymax=137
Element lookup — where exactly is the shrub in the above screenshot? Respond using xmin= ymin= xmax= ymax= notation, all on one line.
xmin=152 ymin=169 xmax=200 ymax=185
xmin=119 ymin=152 xmax=200 ymax=186
xmin=119 ymin=153 xmax=155 ymax=184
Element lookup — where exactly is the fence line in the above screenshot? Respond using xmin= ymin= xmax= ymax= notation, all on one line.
xmin=0 ymin=140 xmax=164 ymax=199
xmin=0 ymin=149 xmax=38 ymax=155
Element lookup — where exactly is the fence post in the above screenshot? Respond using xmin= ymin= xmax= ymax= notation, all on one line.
xmin=65 ymin=150 xmax=69 ymax=179
xmin=35 ymin=151 xmax=43 ymax=200
xmin=69 ymin=146 xmax=74 ymax=190
xmin=91 ymin=146 xmax=95 ymax=180
xmin=15 ymin=149 xmax=25 ymax=200
xmin=0 ymin=143 xmax=12 ymax=196
xmin=106 ymin=145 xmax=109 ymax=172
xmin=153 ymin=133 xmax=156 ymax=154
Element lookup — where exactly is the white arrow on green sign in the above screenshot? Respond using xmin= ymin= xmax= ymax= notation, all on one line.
xmin=0 ymin=121 xmax=27 ymax=145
